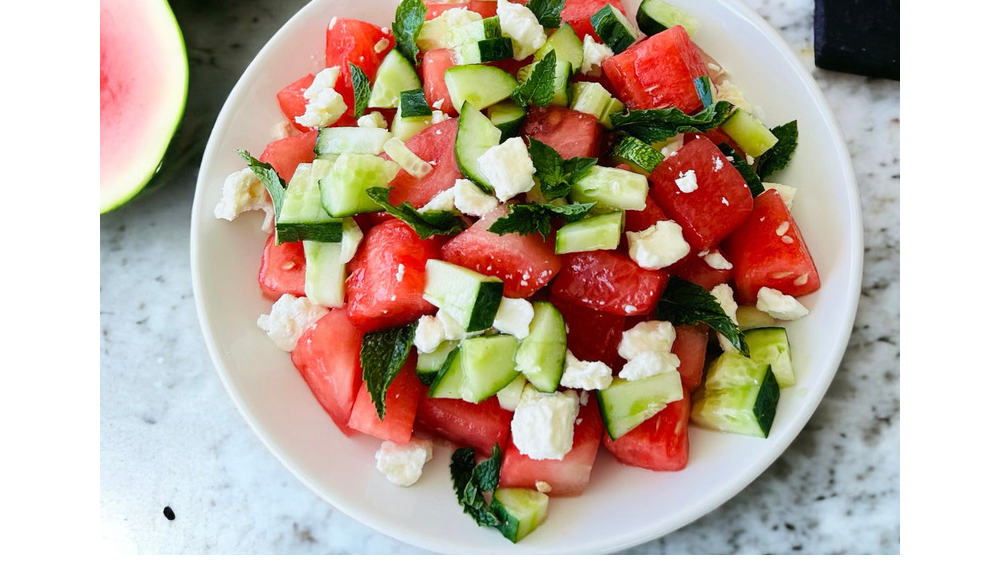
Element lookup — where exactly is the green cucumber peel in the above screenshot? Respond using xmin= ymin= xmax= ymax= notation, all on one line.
xmin=609 ymin=101 xmax=736 ymax=144
xmin=512 ymin=50 xmax=557 ymax=107
xmin=238 ymin=149 xmax=285 ymax=220
xmin=718 ymin=143 xmax=765 ymax=197
xmin=527 ymin=137 xmax=598 ymax=200
xmin=350 ymin=63 xmax=372 ymax=119
xmin=487 ymin=201 xmax=595 ymax=239
xmin=450 ymin=444 xmax=504 ymax=529
xmin=755 ymin=120 xmax=798 ymax=179
xmin=693 ymin=75 xmax=713 ymax=110
xmin=360 ymin=323 xmax=417 ymax=420
xmin=399 ymin=89 xmax=432 ymax=118
xmin=526 ymin=0 xmax=565 ymax=28
xmin=392 ymin=0 xmax=426 ymax=65
xmin=656 ymin=277 xmax=749 ymax=356
xmin=366 ymin=187 xmax=466 ymax=239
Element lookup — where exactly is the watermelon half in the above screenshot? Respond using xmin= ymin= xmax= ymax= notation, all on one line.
xmin=100 ymin=0 xmax=189 ymax=213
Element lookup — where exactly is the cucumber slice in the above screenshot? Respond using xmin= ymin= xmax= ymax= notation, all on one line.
xmin=491 ymin=488 xmax=549 ymax=543
xmin=636 ymin=0 xmax=700 ymax=37
xmin=445 ymin=16 xmax=503 ymax=49
xmin=488 ymin=100 xmax=528 ymax=142
xmin=314 ymin=126 xmax=392 ymax=156
xmin=302 ymin=240 xmax=347 ymax=307
xmin=315 ymin=154 xmax=400 ymax=217
xmin=691 ymin=350 xmax=780 ymax=438
xmin=744 ymin=327 xmax=794 ymax=387
xmin=570 ymin=81 xmax=616 ymax=128
xmin=423 ymin=259 xmax=505 ymax=332
xmin=368 ymin=49 xmax=422 ymax=108
xmin=607 ymin=134 xmax=665 ymax=174
xmin=454 ymin=37 xmax=515 ymax=65
xmin=597 ymin=371 xmax=685 ymax=440
xmin=590 ymin=4 xmax=640 ymax=54
xmin=513 ymin=302 xmax=567 ymax=393
xmin=417 ymin=7 xmax=483 ymax=52
xmin=429 ymin=346 xmax=466 ymax=399
xmin=720 ymin=108 xmax=780 ymax=157
xmin=533 ymin=23 xmax=584 ymax=73
xmin=495 ymin=374 xmax=528 ymax=410
xmin=518 ymin=59 xmax=573 ymax=107
xmin=444 ymin=64 xmax=518 ymax=112
xmin=736 ymin=304 xmax=776 ymax=329
xmin=460 ymin=334 xmax=521 ymax=403
xmin=455 ymin=100 xmax=503 ymax=191
xmin=417 ymin=340 xmax=460 ymax=385
xmin=391 ymin=91 xmax=434 ymax=141
xmin=568 ymin=165 xmax=649 ymax=212
xmin=275 ymin=163 xmax=343 ymax=244
xmin=555 ymin=210 xmax=624 ymax=254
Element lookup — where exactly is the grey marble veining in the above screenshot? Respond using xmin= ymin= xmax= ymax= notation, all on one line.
xmin=100 ymin=0 xmax=899 ymax=554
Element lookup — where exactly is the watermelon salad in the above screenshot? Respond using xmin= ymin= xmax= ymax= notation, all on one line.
xmin=214 ymin=0 xmax=819 ymax=544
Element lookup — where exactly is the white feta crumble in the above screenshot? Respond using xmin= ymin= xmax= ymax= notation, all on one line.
xmin=703 ymin=250 xmax=733 ymax=270
xmin=374 ymin=439 xmax=434 ymax=487
xmin=710 ymin=283 xmax=739 ymax=350
xmin=431 ymin=110 xmax=449 ymax=124
xmin=256 ymin=294 xmax=329 ymax=352
xmin=625 ymin=220 xmax=690 ymax=270
xmin=395 ymin=264 xmax=406 ymax=282
xmin=763 ymin=182 xmax=797 ymax=210
xmin=453 ymin=178 xmax=499 ymax=216
xmin=296 ymin=87 xmax=348 ymax=128
xmin=581 ymin=34 xmax=614 ymax=76
xmin=432 ymin=98 xmax=444 ymax=110
xmin=214 ymin=167 xmax=275 ymax=232
xmin=674 ymin=170 xmax=699 ymax=193
xmin=357 ymin=112 xmax=388 ymax=129
xmin=756 ymin=287 xmax=810 ymax=321
xmin=476 ymin=137 xmax=536 ymax=201
xmin=713 ymin=79 xmax=752 ymax=113
xmin=618 ymin=320 xmax=676 ymax=361
xmin=511 ymin=386 xmax=580 ymax=460
xmin=414 ymin=315 xmax=446 ymax=354
xmin=492 ymin=297 xmax=534 ymax=339
xmin=623 ymin=304 xmax=638 ymax=314
xmin=559 ymin=350 xmax=612 ymax=390
xmin=658 ymin=134 xmax=685 ymax=158
xmin=496 ymin=0 xmax=547 ymax=60
xmin=619 ymin=350 xmax=681 ymax=381
xmin=419 ymin=187 xmax=457 ymax=213
xmin=303 ymin=67 xmax=340 ymax=100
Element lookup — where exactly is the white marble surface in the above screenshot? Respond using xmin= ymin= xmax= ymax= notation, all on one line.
xmin=100 ymin=0 xmax=899 ymax=554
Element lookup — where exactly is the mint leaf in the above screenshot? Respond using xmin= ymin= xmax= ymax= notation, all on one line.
xmin=655 ymin=277 xmax=749 ymax=356
xmin=755 ymin=120 xmax=798 ymax=180
xmin=527 ymin=137 xmax=597 ymax=200
xmin=366 ymin=187 xmax=466 ymax=239
xmin=238 ymin=149 xmax=285 ymax=219
xmin=350 ymin=63 xmax=371 ymax=119
xmin=718 ymin=143 xmax=764 ymax=197
xmin=526 ymin=0 xmax=565 ymax=28
xmin=392 ymin=0 xmax=426 ymax=65
xmin=360 ymin=323 xmax=416 ymax=420
xmin=450 ymin=445 xmax=503 ymax=529
xmin=609 ymin=101 xmax=736 ymax=144
xmin=488 ymin=202 xmax=595 ymax=239
xmin=512 ymin=50 xmax=557 ymax=107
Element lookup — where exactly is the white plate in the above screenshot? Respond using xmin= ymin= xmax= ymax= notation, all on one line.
xmin=192 ymin=0 xmax=862 ymax=554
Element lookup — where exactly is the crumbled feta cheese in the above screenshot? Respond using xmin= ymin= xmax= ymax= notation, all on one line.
xmin=296 ymin=87 xmax=348 ymax=128
xmin=492 ymin=297 xmax=535 ymax=339
xmin=658 ymin=134 xmax=685 ymax=158
xmin=559 ymin=350 xmax=612 ymax=390
xmin=453 ymin=178 xmax=499 ymax=216
xmin=357 ymin=112 xmax=388 ymax=129
xmin=431 ymin=110 xmax=449 ymax=124
xmin=496 ymin=0 xmax=547 ymax=60
xmin=256 ymin=294 xmax=329 ymax=352
xmin=214 ymin=167 xmax=275 ymax=232
xmin=476 ymin=137 xmax=536 ymax=201
xmin=303 ymin=66 xmax=340 ymax=100
xmin=675 ymin=170 xmax=699 ymax=193
xmin=395 ymin=264 xmax=406 ymax=282
xmin=619 ymin=350 xmax=681 ymax=381
xmin=374 ymin=439 xmax=434 ymax=487
xmin=618 ymin=320 xmax=676 ymax=361
xmin=581 ymin=34 xmax=614 ymax=76
xmin=625 ymin=220 xmax=690 ymax=270
xmin=763 ymin=182 xmax=797 ymax=210
xmin=419 ymin=187 xmax=457 ymax=213
xmin=414 ymin=315 xmax=446 ymax=353
xmin=623 ymin=304 xmax=638 ymax=314
xmin=511 ymin=386 xmax=580 ymax=460
xmin=703 ymin=250 xmax=733 ymax=270
xmin=432 ymin=98 xmax=444 ymax=110
xmin=713 ymin=79 xmax=752 ymax=113
xmin=710 ymin=283 xmax=739 ymax=350
xmin=756 ymin=287 xmax=810 ymax=320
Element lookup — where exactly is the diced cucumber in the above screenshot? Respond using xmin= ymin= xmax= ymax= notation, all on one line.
xmin=513 ymin=302 xmax=567 ymax=393
xmin=275 ymin=163 xmax=343 ymax=244
xmin=454 ymin=37 xmax=515 ymax=65
xmin=444 ymin=64 xmax=518 ymax=112
xmin=570 ymin=82 xmax=617 ymax=128
xmin=720 ymin=108 xmax=779 ymax=158
xmin=488 ymin=100 xmax=528 ymax=142
xmin=368 ymin=49 xmax=422 ymax=109
xmin=519 ymin=59 xmax=573 ymax=107
xmin=445 ymin=16 xmax=502 ymax=49
xmin=635 ymin=0 xmax=700 ymax=37
xmin=555 ymin=210 xmax=624 ymax=254
xmin=303 ymin=240 xmax=347 ymax=307
xmin=590 ymin=4 xmax=640 ymax=54
xmin=423 ymin=259 xmax=505 ymax=332
xmin=744 ymin=327 xmax=794 ymax=388
xmin=383 ymin=137 xmax=433 ymax=179
xmin=314 ymin=127 xmax=392 ymax=156
xmin=607 ymin=134 xmax=665 ymax=174
xmin=455 ymin=100 xmax=503 ymax=191
xmin=315 ymin=154 xmax=400 ymax=217
xmin=495 ymin=374 xmax=528 ymax=410
xmin=597 ymin=371 xmax=685 ymax=440
xmin=691 ymin=350 xmax=780 ymax=438
xmin=491 ymin=487 xmax=549 ymax=543
xmin=460 ymin=334 xmax=521 ymax=403
xmin=429 ymin=346 xmax=465 ymax=399
xmin=417 ymin=340 xmax=460 ymax=385
xmin=417 ymin=7 xmax=483 ymax=52
xmin=568 ymin=165 xmax=649 ymax=212
xmin=736 ymin=304 xmax=776 ymax=329
xmin=390 ymin=109 xmax=433 ymax=142
xmin=533 ymin=23 xmax=584 ymax=74
xmin=399 ymin=89 xmax=432 ymax=119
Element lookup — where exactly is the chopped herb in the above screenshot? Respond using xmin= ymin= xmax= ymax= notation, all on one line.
xmin=512 ymin=50 xmax=557 ymax=107
xmin=450 ymin=445 xmax=503 ymax=529
xmin=392 ymin=0 xmax=426 ymax=65
xmin=366 ymin=187 xmax=466 ymax=239
xmin=527 ymin=137 xmax=598 ymax=201
xmin=655 ymin=277 xmax=749 ymax=356
xmin=488 ymin=202 xmax=595 ymax=238
xmin=526 ymin=0 xmax=565 ymax=28
xmin=238 ymin=149 xmax=285 ymax=219
xmin=609 ymin=101 xmax=736 ymax=144
xmin=718 ymin=143 xmax=764 ymax=197
xmin=350 ymin=63 xmax=371 ymax=119
xmin=360 ymin=323 xmax=417 ymax=419
xmin=755 ymin=120 xmax=798 ymax=179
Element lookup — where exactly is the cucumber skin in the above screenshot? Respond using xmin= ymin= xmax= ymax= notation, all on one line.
xmin=467 ymin=280 xmax=505 ymax=332
xmin=490 ymin=488 xmax=549 ymax=543
xmin=590 ymin=5 xmax=638 ymax=54
xmin=752 ymin=367 xmax=780 ymax=437
xmin=514 ymin=302 xmax=567 ymax=393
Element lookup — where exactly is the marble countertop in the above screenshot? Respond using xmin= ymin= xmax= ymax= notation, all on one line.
xmin=99 ymin=0 xmax=899 ymax=554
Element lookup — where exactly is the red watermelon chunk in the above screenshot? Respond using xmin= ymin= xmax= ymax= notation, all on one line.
xmin=721 ymin=188 xmax=821 ymax=303
xmin=602 ymin=25 xmax=709 ymax=114
xmin=521 ymin=106 xmax=604 ymax=160
xmin=326 ymin=18 xmax=395 ymax=118
xmin=276 ymin=74 xmax=314 ymax=133
xmin=469 ymin=0 xmax=500 ymax=18
xmin=499 ymin=400 xmax=603 ymax=496
xmin=550 ymin=250 xmax=669 ymax=316
xmin=673 ymin=324 xmax=709 ymax=392
xmin=425 ymin=2 xmax=470 ymax=19
xmin=649 ymin=135 xmax=753 ymax=251
xmin=667 ymin=247 xmax=735 ymax=290
xmin=291 ymin=308 xmax=364 ymax=435
xmin=421 ymin=49 xmax=457 ymax=116
xmin=561 ymin=0 xmax=626 ymax=40
xmin=347 ymin=356 xmax=424 ymax=444
xmin=602 ymin=391 xmax=690 ymax=471
xmin=259 ymin=129 xmax=317 ymax=184
xmin=441 ymin=206 xmax=561 ymax=299
xmin=388 ymin=118 xmax=464 ymax=208
xmin=258 ymin=232 xmax=306 ymax=300
xmin=345 ymin=219 xmax=441 ymax=332
xmin=550 ymin=293 xmax=627 ymax=373
xmin=416 ymin=396 xmax=513 ymax=457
